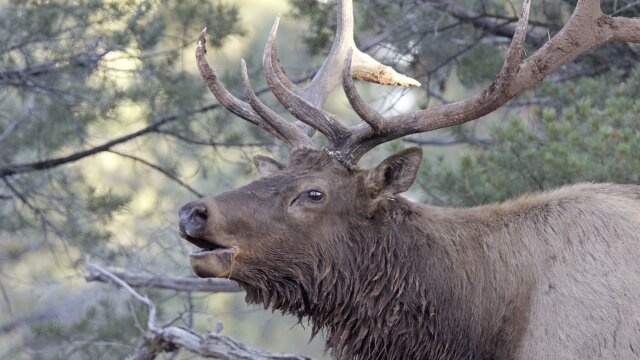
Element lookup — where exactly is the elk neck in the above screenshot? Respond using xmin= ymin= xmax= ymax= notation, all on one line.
xmin=238 ymin=195 xmax=536 ymax=360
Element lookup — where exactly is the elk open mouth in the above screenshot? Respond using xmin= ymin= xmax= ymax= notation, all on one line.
xmin=178 ymin=225 xmax=235 ymax=253
xmin=180 ymin=232 xmax=235 ymax=255
xmin=179 ymin=229 xmax=237 ymax=278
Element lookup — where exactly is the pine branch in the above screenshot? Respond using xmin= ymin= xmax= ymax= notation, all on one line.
xmin=0 ymin=75 xmax=311 ymax=178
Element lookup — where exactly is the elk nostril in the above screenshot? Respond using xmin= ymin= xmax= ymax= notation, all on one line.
xmin=189 ymin=205 xmax=208 ymax=223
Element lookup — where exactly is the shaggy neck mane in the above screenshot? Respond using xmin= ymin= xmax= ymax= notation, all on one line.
xmin=238 ymin=197 xmax=531 ymax=360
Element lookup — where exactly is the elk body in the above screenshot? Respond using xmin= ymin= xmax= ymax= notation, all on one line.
xmin=179 ymin=1 xmax=640 ymax=359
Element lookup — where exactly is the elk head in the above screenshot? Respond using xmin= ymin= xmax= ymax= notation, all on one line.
xmin=180 ymin=0 xmax=640 ymax=309
xmin=179 ymin=146 xmax=422 ymax=279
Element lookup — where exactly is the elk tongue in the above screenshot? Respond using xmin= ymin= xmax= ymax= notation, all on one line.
xmin=195 ymin=245 xmax=219 ymax=253
xmin=189 ymin=246 xmax=237 ymax=278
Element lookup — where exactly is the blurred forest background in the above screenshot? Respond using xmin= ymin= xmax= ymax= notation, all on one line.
xmin=0 ymin=0 xmax=638 ymax=358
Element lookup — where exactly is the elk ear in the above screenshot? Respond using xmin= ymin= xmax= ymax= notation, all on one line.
xmin=366 ymin=147 xmax=423 ymax=198
xmin=253 ymin=155 xmax=286 ymax=176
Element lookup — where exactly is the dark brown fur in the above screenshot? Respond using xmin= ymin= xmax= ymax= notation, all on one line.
xmin=179 ymin=148 xmax=640 ymax=359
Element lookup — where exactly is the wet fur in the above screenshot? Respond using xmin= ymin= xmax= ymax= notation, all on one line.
xmin=194 ymin=150 xmax=640 ymax=359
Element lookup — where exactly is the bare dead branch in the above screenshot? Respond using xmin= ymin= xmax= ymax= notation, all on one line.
xmin=0 ymin=71 xmax=312 ymax=178
xmin=438 ymin=5 xmax=547 ymax=46
xmin=157 ymin=327 xmax=310 ymax=360
xmin=404 ymin=134 xmax=492 ymax=146
xmin=610 ymin=0 xmax=640 ymax=15
xmin=85 ymin=267 xmax=242 ymax=293
xmin=0 ymin=107 xmax=192 ymax=177
xmin=0 ymin=50 xmax=110 ymax=85
xmin=86 ymin=263 xmax=159 ymax=332
xmin=86 ymin=264 xmax=308 ymax=360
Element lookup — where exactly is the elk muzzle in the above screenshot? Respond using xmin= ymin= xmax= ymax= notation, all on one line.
xmin=178 ymin=200 xmax=238 ymax=278
xmin=179 ymin=202 xmax=209 ymax=243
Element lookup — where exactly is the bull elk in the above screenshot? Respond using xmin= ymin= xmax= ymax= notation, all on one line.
xmin=178 ymin=0 xmax=640 ymax=358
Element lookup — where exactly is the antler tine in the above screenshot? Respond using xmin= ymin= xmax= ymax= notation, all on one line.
xmin=240 ymin=59 xmax=313 ymax=149
xmin=195 ymin=29 xmax=288 ymax=143
xmin=341 ymin=0 xmax=536 ymax=163
xmin=264 ymin=19 xmax=351 ymax=144
xmin=264 ymin=20 xmax=298 ymax=93
xmin=342 ymin=49 xmax=385 ymax=133
xmin=341 ymin=0 xmax=640 ymax=164
xmin=388 ymin=0 xmax=533 ymax=134
xmin=299 ymin=0 xmax=421 ymax=108
xmin=350 ymin=50 xmax=422 ymax=87
xmin=263 ymin=18 xmax=316 ymax=138
xmin=296 ymin=0 xmax=355 ymax=107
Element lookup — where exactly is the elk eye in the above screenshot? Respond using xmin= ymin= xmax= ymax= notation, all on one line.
xmin=306 ymin=190 xmax=324 ymax=202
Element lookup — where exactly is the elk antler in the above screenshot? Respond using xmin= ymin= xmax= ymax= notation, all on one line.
xmin=334 ymin=0 xmax=640 ymax=163
xmin=196 ymin=0 xmax=419 ymax=150
xmin=197 ymin=0 xmax=640 ymax=167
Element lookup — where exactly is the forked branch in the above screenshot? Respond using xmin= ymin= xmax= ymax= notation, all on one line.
xmin=86 ymin=264 xmax=306 ymax=360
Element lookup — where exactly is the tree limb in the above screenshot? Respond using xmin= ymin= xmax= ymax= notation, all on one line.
xmin=85 ymin=267 xmax=242 ymax=293
xmin=0 ymin=73 xmax=314 ymax=178
xmin=404 ymin=134 xmax=491 ymax=146
xmin=86 ymin=263 xmax=159 ymax=331
xmin=86 ymin=264 xmax=308 ymax=360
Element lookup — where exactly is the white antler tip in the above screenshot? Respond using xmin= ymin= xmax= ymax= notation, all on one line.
xmin=270 ymin=16 xmax=281 ymax=33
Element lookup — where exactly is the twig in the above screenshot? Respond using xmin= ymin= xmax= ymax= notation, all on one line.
xmin=610 ymin=0 xmax=640 ymax=15
xmin=85 ymin=268 xmax=242 ymax=293
xmin=0 ymin=74 xmax=314 ymax=178
xmin=85 ymin=264 xmax=309 ymax=359
xmin=158 ymin=327 xmax=310 ymax=360
xmin=86 ymin=263 xmax=158 ymax=332
xmin=157 ymin=129 xmax=271 ymax=148
xmin=2 ymin=178 xmax=69 ymax=241
xmin=404 ymin=133 xmax=491 ymax=146
xmin=107 ymin=150 xmax=203 ymax=197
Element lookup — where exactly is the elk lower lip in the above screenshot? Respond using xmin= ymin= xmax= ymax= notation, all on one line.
xmin=180 ymin=232 xmax=230 ymax=253
xmin=194 ymin=244 xmax=220 ymax=253
xmin=188 ymin=246 xmax=238 ymax=278
xmin=190 ymin=246 xmax=231 ymax=255
xmin=189 ymin=246 xmax=236 ymax=256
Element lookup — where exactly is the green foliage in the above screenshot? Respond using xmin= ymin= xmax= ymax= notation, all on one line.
xmin=0 ymin=0 xmax=245 ymax=252
xmin=422 ymin=68 xmax=640 ymax=206
xmin=288 ymin=0 xmax=336 ymax=54
xmin=456 ymin=43 xmax=502 ymax=87
xmin=29 ymin=297 xmax=146 ymax=359
xmin=0 ymin=0 xmax=258 ymax=357
xmin=2 ymin=0 xmax=639 ymax=358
